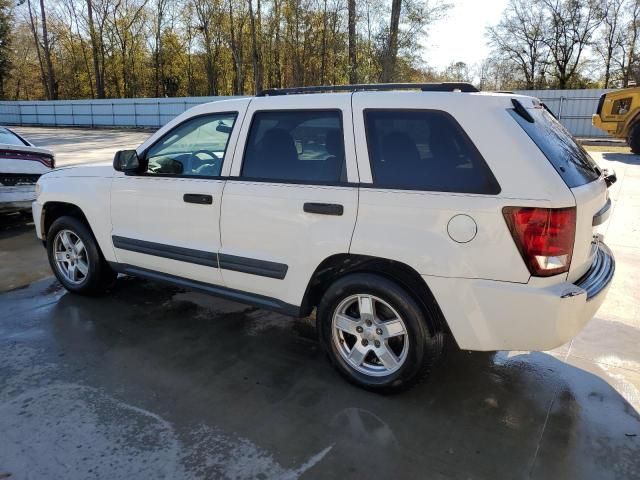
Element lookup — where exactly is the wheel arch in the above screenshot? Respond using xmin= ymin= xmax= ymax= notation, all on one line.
xmin=301 ymin=253 xmax=449 ymax=336
xmin=623 ymin=109 xmax=640 ymax=137
xmin=42 ymin=201 xmax=92 ymax=241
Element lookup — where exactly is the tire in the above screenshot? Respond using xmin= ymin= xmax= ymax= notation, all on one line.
xmin=628 ymin=124 xmax=640 ymax=154
xmin=46 ymin=215 xmax=117 ymax=295
xmin=317 ymin=273 xmax=443 ymax=393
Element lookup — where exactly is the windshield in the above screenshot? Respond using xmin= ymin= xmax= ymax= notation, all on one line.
xmin=509 ymin=107 xmax=600 ymax=188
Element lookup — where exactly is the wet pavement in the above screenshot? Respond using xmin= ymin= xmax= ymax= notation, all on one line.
xmin=0 ymin=128 xmax=639 ymax=479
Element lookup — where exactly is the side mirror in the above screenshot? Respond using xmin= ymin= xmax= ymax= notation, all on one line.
xmin=113 ymin=149 xmax=140 ymax=173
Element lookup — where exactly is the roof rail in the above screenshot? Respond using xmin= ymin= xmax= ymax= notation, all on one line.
xmin=257 ymin=82 xmax=479 ymax=96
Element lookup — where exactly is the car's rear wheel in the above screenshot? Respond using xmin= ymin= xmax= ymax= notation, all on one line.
xmin=46 ymin=216 xmax=117 ymax=295
xmin=628 ymin=124 xmax=640 ymax=154
xmin=318 ymin=273 xmax=442 ymax=392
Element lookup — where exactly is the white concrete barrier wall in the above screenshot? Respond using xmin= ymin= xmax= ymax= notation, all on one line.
xmin=0 ymin=90 xmax=616 ymax=137
xmin=0 ymin=97 xmax=241 ymax=129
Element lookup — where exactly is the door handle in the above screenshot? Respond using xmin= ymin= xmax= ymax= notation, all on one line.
xmin=183 ymin=193 xmax=213 ymax=205
xmin=303 ymin=202 xmax=344 ymax=216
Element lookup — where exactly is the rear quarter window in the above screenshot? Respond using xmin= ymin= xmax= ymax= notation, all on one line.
xmin=364 ymin=109 xmax=500 ymax=194
xmin=509 ymin=107 xmax=600 ymax=188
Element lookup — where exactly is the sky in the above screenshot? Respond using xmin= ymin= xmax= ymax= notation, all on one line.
xmin=423 ymin=0 xmax=510 ymax=71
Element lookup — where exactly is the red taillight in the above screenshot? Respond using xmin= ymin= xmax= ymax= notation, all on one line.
xmin=503 ymin=206 xmax=576 ymax=277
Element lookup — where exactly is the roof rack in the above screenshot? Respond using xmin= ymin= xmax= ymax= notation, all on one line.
xmin=257 ymin=82 xmax=479 ymax=96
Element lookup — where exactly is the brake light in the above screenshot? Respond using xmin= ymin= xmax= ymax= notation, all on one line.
xmin=503 ymin=206 xmax=576 ymax=277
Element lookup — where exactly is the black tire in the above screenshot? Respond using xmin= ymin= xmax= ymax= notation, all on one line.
xmin=628 ymin=124 xmax=640 ymax=154
xmin=317 ymin=273 xmax=443 ymax=393
xmin=46 ymin=215 xmax=117 ymax=295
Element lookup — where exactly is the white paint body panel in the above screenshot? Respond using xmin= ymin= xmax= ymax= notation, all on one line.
xmin=0 ymin=158 xmax=51 ymax=175
xmin=110 ymin=175 xmax=225 ymax=284
xmin=568 ymin=179 xmax=609 ymax=282
xmin=220 ymin=95 xmax=358 ymax=305
xmin=33 ymin=168 xmax=116 ymax=261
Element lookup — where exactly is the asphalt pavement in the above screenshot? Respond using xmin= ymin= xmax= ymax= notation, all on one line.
xmin=0 ymin=127 xmax=638 ymax=479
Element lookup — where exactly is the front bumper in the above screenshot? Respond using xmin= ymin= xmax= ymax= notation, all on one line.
xmin=425 ymin=242 xmax=615 ymax=351
xmin=0 ymin=185 xmax=36 ymax=214
xmin=32 ymin=200 xmax=44 ymax=239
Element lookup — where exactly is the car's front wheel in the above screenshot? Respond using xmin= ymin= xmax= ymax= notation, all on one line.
xmin=318 ymin=273 xmax=442 ymax=392
xmin=46 ymin=216 xmax=117 ymax=295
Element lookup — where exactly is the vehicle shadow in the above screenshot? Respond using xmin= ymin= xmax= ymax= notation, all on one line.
xmin=0 ymin=212 xmax=34 ymax=240
xmin=601 ymin=151 xmax=640 ymax=165
xmin=40 ymin=276 xmax=640 ymax=479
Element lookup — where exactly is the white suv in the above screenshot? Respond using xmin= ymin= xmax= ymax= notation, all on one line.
xmin=32 ymin=83 xmax=616 ymax=391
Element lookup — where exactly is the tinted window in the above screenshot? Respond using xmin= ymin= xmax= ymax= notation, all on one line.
xmin=509 ymin=108 xmax=600 ymax=188
xmin=145 ymin=113 xmax=237 ymax=177
xmin=364 ymin=110 xmax=500 ymax=194
xmin=242 ymin=110 xmax=346 ymax=183
xmin=0 ymin=127 xmax=28 ymax=146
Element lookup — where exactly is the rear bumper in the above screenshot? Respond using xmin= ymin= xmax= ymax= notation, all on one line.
xmin=426 ymin=242 xmax=615 ymax=351
xmin=0 ymin=185 xmax=36 ymax=213
xmin=573 ymin=242 xmax=615 ymax=300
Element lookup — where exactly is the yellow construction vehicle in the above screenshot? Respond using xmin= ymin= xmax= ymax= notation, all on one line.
xmin=592 ymin=86 xmax=640 ymax=152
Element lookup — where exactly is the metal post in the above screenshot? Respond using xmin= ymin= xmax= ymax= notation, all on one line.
xmin=558 ymin=96 xmax=564 ymax=123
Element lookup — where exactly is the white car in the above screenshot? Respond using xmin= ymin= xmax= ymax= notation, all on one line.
xmin=32 ymin=84 xmax=615 ymax=391
xmin=0 ymin=126 xmax=55 ymax=214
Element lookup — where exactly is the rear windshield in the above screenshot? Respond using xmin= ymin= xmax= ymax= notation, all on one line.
xmin=509 ymin=107 xmax=600 ymax=188
xmin=0 ymin=127 xmax=28 ymax=146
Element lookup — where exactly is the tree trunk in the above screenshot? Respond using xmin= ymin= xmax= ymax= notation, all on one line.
xmin=348 ymin=0 xmax=357 ymax=84
xmin=86 ymin=0 xmax=104 ymax=98
xmin=248 ymin=0 xmax=263 ymax=94
xmin=320 ymin=0 xmax=327 ymax=84
xmin=39 ymin=0 xmax=57 ymax=99
xmin=26 ymin=0 xmax=49 ymax=98
xmin=273 ymin=0 xmax=281 ymax=87
xmin=381 ymin=0 xmax=401 ymax=83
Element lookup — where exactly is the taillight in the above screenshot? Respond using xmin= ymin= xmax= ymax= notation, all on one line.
xmin=503 ymin=206 xmax=576 ymax=277
xmin=0 ymin=149 xmax=54 ymax=168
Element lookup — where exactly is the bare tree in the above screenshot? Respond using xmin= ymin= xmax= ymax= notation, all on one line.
xmin=615 ymin=0 xmax=640 ymax=87
xmin=487 ymin=0 xmax=548 ymax=89
xmin=597 ymin=0 xmax=625 ymax=87
xmin=25 ymin=0 xmax=49 ymax=97
xmin=39 ymin=0 xmax=57 ymax=98
xmin=541 ymin=0 xmax=602 ymax=89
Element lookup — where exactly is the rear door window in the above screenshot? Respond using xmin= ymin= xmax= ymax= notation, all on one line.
xmin=364 ymin=109 xmax=500 ymax=194
xmin=241 ymin=110 xmax=346 ymax=183
xmin=509 ymin=107 xmax=600 ymax=188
